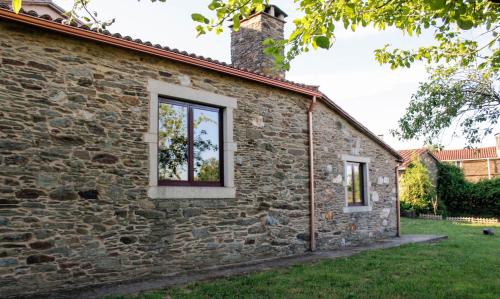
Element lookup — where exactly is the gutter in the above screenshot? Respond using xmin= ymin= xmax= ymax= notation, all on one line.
xmin=308 ymin=96 xmax=317 ymax=251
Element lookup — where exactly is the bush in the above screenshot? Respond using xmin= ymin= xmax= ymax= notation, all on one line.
xmin=437 ymin=163 xmax=500 ymax=217
xmin=437 ymin=163 xmax=468 ymax=213
xmin=400 ymin=157 xmax=436 ymax=214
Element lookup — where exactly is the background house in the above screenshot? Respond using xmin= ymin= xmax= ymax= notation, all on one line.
xmin=433 ymin=134 xmax=500 ymax=182
xmin=398 ymin=148 xmax=440 ymax=187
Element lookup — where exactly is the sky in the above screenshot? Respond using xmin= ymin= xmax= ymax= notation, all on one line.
xmin=53 ymin=0 xmax=499 ymax=150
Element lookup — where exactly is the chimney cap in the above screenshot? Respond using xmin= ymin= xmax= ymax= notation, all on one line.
xmin=265 ymin=4 xmax=288 ymax=19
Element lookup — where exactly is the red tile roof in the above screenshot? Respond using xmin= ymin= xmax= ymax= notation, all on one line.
xmin=433 ymin=147 xmax=498 ymax=161
xmin=398 ymin=148 xmax=439 ymax=168
xmin=0 ymin=4 xmax=403 ymax=161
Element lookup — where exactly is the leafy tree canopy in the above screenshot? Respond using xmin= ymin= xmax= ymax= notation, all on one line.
xmin=392 ymin=67 xmax=499 ymax=146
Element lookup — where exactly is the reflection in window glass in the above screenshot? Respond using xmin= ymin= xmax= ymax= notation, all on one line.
xmin=346 ymin=162 xmax=365 ymax=206
xmin=346 ymin=162 xmax=353 ymax=203
xmin=193 ymin=108 xmax=220 ymax=181
xmin=158 ymin=102 xmax=188 ymax=181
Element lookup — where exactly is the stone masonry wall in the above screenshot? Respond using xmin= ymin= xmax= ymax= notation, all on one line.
xmin=420 ymin=153 xmax=439 ymax=188
xmin=313 ymin=102 xmax=398 ymax=249
xmin=0 ymin=20 xmax=397 ymax=297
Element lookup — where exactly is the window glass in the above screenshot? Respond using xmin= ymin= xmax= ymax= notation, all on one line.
xmin=347 ymin=161 xmax=365 ymax=206
xmin=158 ymin=99 xmax=222 ymax=186
xmin=158 ymin=102 xmax=188 ymax=181
xmin=346 ymin=162 xmax=353 ymax=203
xmin=193 ymin=108 xmax=220 ymax=182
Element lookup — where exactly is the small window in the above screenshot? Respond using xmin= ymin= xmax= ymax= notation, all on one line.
xmin=346 ymin=161 xmax=366 ymax=206
xmin=158 ymin=98 xmax=223 ymax=186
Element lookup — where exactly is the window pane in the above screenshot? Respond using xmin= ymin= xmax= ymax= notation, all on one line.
xmin=193 ymin=108 xmax=220 ymax=182
xmin=158 ymin=102 xmax=188 ymax=181
xmin=353 ymin=163 xmax=362 ymax=204
xmin=346 ymin=162 xmax=353 ymax=204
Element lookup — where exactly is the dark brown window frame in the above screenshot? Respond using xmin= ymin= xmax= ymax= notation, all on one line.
xmin=158 ymin=97 xmax=224 ymax=187
xmin=346 ymin=161 xmax=366 ymax=206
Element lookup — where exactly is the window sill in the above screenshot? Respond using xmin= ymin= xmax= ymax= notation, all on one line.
xmin=343 ymin=206 xmax=372 ymax=213
xmin=148 ymin=186 xmax=236 ymax=199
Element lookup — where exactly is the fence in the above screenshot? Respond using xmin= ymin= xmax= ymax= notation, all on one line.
xmin=419 ymin=214 xmax=443 ymax=220
xmin=418 ymin=214 xmax=499 ymax=224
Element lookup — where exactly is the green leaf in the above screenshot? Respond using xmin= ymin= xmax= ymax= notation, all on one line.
xmin=12 ymin=0 xmax=22 ymax=14
xmin=208 ymin=0 xmax=220 ymax=11
xmin=429 ymin=0 xmax=446 ymax=10
xmin=232 ymin=14 xmax=240 ymax=31
xmin=191 ymin=13 xmax=209 ymax=24
xmin=457 ymin=18 xmax=474 ymax=30
xmin=314 ymin=36 xmax=330 ymax=49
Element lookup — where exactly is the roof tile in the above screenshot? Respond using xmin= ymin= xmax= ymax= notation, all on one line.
xmin=433 ymin=147 xmax=497 ymax=161
xmin=398 ymin=148 xmax=433 ymax=167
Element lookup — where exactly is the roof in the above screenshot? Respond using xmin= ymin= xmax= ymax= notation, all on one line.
xmin=0 ymin=4 xmax=403 ymax=161
xmin=398 ymin=148 xmax=440 ymax=168
xmin=433 ymin=147 xmax=498 ymax=161
xmin=0 ymin=0 xmax=74 ymax=21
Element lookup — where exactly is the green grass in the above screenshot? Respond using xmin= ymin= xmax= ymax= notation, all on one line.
xmin=111 ymin=219 xmax=499 ymax=299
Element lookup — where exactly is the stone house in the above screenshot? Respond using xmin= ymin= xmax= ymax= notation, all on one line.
xmin=398 ymin=148 xmax=440 ymax=188
xmin=432 ymin=135 xmax=500 ymax=182
xmin=0 ymin=3 xmax=402 ymax=297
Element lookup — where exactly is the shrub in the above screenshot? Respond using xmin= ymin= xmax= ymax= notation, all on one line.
xmin=468 ymin=179 xmax=500 ymax=216
xmin=400 ymin=156 xmax=436 ymax=214
xmin=437 ymin=163 xmax=500 ymax=217
xmin=437 ymin=163 xmax=468 ymax=213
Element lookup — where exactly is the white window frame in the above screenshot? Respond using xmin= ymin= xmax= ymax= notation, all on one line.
xmin=341 ymin=154 xmax=372 ymax=213
xmin=144 ymin=79 xmax=237 ymax=199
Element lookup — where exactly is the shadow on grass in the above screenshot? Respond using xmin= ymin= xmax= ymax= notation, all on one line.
xmin=108 ymin=219 xmax=499 ymax=299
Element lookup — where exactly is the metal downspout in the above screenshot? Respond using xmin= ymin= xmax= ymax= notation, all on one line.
xmin=308 ymin=96 xmax=317 ymax=251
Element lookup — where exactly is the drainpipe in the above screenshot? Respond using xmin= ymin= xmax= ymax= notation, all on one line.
xmin=308 ymin=96 xmax=317 ymax=251
xmin=394 ymin=165 xmax=401 ymax=237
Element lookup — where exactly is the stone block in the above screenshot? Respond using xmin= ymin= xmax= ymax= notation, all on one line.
xmin=0 ymin=258 xmax=18 ymax=267
xmin=26 ymin=255 xmax=55 ymax=264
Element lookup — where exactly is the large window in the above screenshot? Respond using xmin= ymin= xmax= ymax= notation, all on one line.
xmin=346 ymin=161 xmax=365 ymax=206
xmin=158 ymin=98 xmax=223 ymax=186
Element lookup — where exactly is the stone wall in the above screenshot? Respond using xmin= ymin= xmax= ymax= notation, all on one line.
xmin=0 ymin=20 xmax=397 ymax=297
xmin=313 ymin=102 xmax=398 ymax=249
xmin=421 ymin=153 xmax=439 ymax=188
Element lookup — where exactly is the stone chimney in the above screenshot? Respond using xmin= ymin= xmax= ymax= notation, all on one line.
xmin=496 ymin=133 xmax=500 ymax=157
xmin=231 ymin=5 xmax=287 ymax=78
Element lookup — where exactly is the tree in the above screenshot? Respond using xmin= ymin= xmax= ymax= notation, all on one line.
xmin=392 ymin=67 xmax=500 ymax=146
xmin=11 ymin=0 xmax=500 ymax=144
xmin=197 ymin=158 xmax=220 ymax=181
xmin=400 ymin=155 xmax=437 ymax=214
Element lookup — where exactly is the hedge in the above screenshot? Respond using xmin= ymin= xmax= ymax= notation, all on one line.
xmin=437 ymin=163 xmax=500 ymax=217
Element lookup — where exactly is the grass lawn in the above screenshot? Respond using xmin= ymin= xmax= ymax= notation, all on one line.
xmin=111 ymin=218 xmax=499 ymax=299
